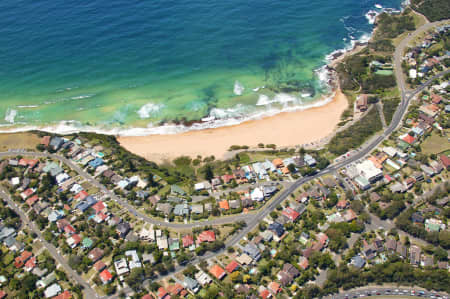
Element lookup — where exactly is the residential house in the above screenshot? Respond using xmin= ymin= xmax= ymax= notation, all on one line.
xmin=410 ymin=245 xmax=421 ymax=266
xmin=209 ymin=265 xmax=226 ymax=280
xmin=243 ymin=243 xmax=261 ymax=261
xmin=99 ymin=269 xmax=113 ymax=284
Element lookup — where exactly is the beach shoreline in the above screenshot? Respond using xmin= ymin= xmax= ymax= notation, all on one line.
xmin=118 ymin=89 xmax=348 ymax=163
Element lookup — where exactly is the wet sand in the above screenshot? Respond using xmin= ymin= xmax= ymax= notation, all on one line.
xmin=118 ymin=89 xmax=348 ymax=163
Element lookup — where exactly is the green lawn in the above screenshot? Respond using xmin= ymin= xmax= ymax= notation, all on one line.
xmin=421 ymin=131 xmax=450 ymax=155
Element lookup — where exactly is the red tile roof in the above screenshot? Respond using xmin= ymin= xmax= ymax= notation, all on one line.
xmin=218 ymin=200 xmax=229 ymax=210
xmin=69 ymin=234 xmax=81 ymax=244
xmin=99 ymin=269 xmax=113 ymax=284
xmin=221 ymin=174 xmax=235 ymax=184
xmin=336 ymin=199 xmax=348 ymax=209
xmin=431 ymin=93 xmax=442 ymax=104
xmin=15 ymin=251 xmax=32 ymax=268
xmin=157 ymin=287 xmax=168 ymax=299
xmin=272 ymin=159 xmax=283 ymax=167
xmin=92 ymin=201 xmax=105 ymax=213
xmin=197 ymin=230 xmax=215 ymax=244
xmin=440 ymin=155 xmax=450 ymax=168
xmin=298 ymin=257 xmax=309 ymax=270
xmin=402 ymin=134 xmax=415 ymax=145
xmin=41 ymin=136 xmax=51 ymax=146
xmin=167 ymin=283 xmax=184 ymax=296
xmin=282 ymin=207 xmax=300 ymax=222
xmin=25 ymin=256 xmax=36 ymax=271
xmin=209 ymin=264 xmax=226 ymax=280
xmin=93 ymin=260 xmax=107 ymax=272
xmin=182 ymin=235 xmax=194 ymax=247
xmin=260 ymin=289 xmax=271 ymax=299
xmin=74 ymin=190 xmax=88 ymax=200
xmin=0 ymin=291 xmax=5 ymax=299
xmin=52 ymin=290 xmax=72 ymax=299
xmin=64 ymin=225 xmax=76 ymax=235
xmin=268 ymin=281 xmax=280 ymax=294
xmin=20 ymin=188 xmax=35 ymax=199
xmin=225 ymin=260 xmax=239 ymax=273
xmin=26 ymin=195 xmax=40 ymax=206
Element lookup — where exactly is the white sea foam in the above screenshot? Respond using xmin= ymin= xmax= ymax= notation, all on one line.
xmin=71 ymin=94 xmax=94 ymax=100
xmin=4 ymin=109 xmax=17 ymax=124
xmin=17 ymin=105 xmax=39 ymax=108
xmin=365 ymin=10 xmax=378 ymax=24
xmin=137 ymin=103 xmax=164 ymax=119
xmin=273 ymin=93 xmax=296 ymax=105
xmin=210 ymin=104 xmax=246 ymax=119
xmin=0 ymin=91 xmax=338 ymax=137
xmin=233 ymin=81 xmax=244 ymax=95
xmin=256 ymin=94 xmax=271 ymax=106
xmin=301 ymin=92 xmax=312 ymax=98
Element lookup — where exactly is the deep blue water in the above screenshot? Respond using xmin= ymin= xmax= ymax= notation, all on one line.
xmin=0 ymin=0 xmax=402 ymax=133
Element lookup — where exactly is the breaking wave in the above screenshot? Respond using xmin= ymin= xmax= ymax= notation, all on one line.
xmin=137 ymin=102 xmax=165 ymax=119
xmin=4 ymin=109 xmax=17 ymax=124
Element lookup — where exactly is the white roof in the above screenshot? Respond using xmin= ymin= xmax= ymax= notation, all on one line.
xmin=114 ymin=258 xmax=129 ymax=276
xmin=382 ymin=147 xmax=398 ymax=157
xmin=125 ymin=250 xmax=141 ymax=269
xmin=70 ymin=184 xmax=83 ymax=194
xmin=44 ymin=283 xmax=61 ymax=298
xmin=251 ymin=187 xmax=264 ymax=201
xmin=356 ymin=160 xmax=382 ymax=181
xmin=56 ymin=173 xmax=70 ymax=184
xmin=409 ymin=69 xmax=417 ymax=78
xmin=11 ymin=177 xmax=20 ymax=185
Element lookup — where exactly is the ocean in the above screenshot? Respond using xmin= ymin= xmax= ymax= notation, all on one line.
xmin=0 ymin=0 xmax=403 ymax=135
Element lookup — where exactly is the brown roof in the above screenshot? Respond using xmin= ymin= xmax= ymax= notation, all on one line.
xmin=93 ymin=260 xmax=107 ymax=272
xmin=88 ymin=248 xmax=104 ymax=262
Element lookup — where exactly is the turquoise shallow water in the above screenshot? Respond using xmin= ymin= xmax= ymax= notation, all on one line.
xmin=0 ymin=0 xmax=402 ymax=134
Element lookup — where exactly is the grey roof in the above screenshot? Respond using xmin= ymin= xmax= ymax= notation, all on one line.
xmin=117 ymin=222 xmax=131 ymax=238
xmin=49 ymin=137 xmax=64 ymax=149
xmin=184 ymin=276 xmax=199 ymax=290
xmin=229 ymin=200 xmax=240 ymax=209
xmin=243 ymin=243 xmax=261 ymax=261
xmin=156 ymin=203 xmax=173 ymax=215
xmin=351 ymin=255 xmax=366 ymax=268
xmin=191 ymin=204 xmax=204 ymax=214
xmin=0 ymin=227 xmax=16 ymax=241
xmin=173 ymin=203 xmax=190 ymax=216
xmin=171 ymin=185 xmax=186 ymax=195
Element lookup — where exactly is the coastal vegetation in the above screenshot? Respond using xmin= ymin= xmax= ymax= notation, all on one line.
xmin=411 ymin=0 xmax=450 ymax=22
xmin=374 ymin=10 xmax=415 ymax=40
xmin=382 ymin=98 xmax=401 ymax=125
xmin=328 ymin=107 xmax=382 ymax=155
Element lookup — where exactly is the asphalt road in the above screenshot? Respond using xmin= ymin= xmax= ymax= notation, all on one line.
xmin=0 ymin=187 xmax=100 ymax=299
xmin=323 ymin=286 xmax=448 ymax=299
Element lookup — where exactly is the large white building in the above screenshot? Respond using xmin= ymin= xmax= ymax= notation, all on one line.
xmin=355 ymin=160 xmax=383 ymax=183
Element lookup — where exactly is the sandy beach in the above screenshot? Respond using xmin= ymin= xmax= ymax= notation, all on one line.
xmin=118 ymin=89 xmax=348 ymax=163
